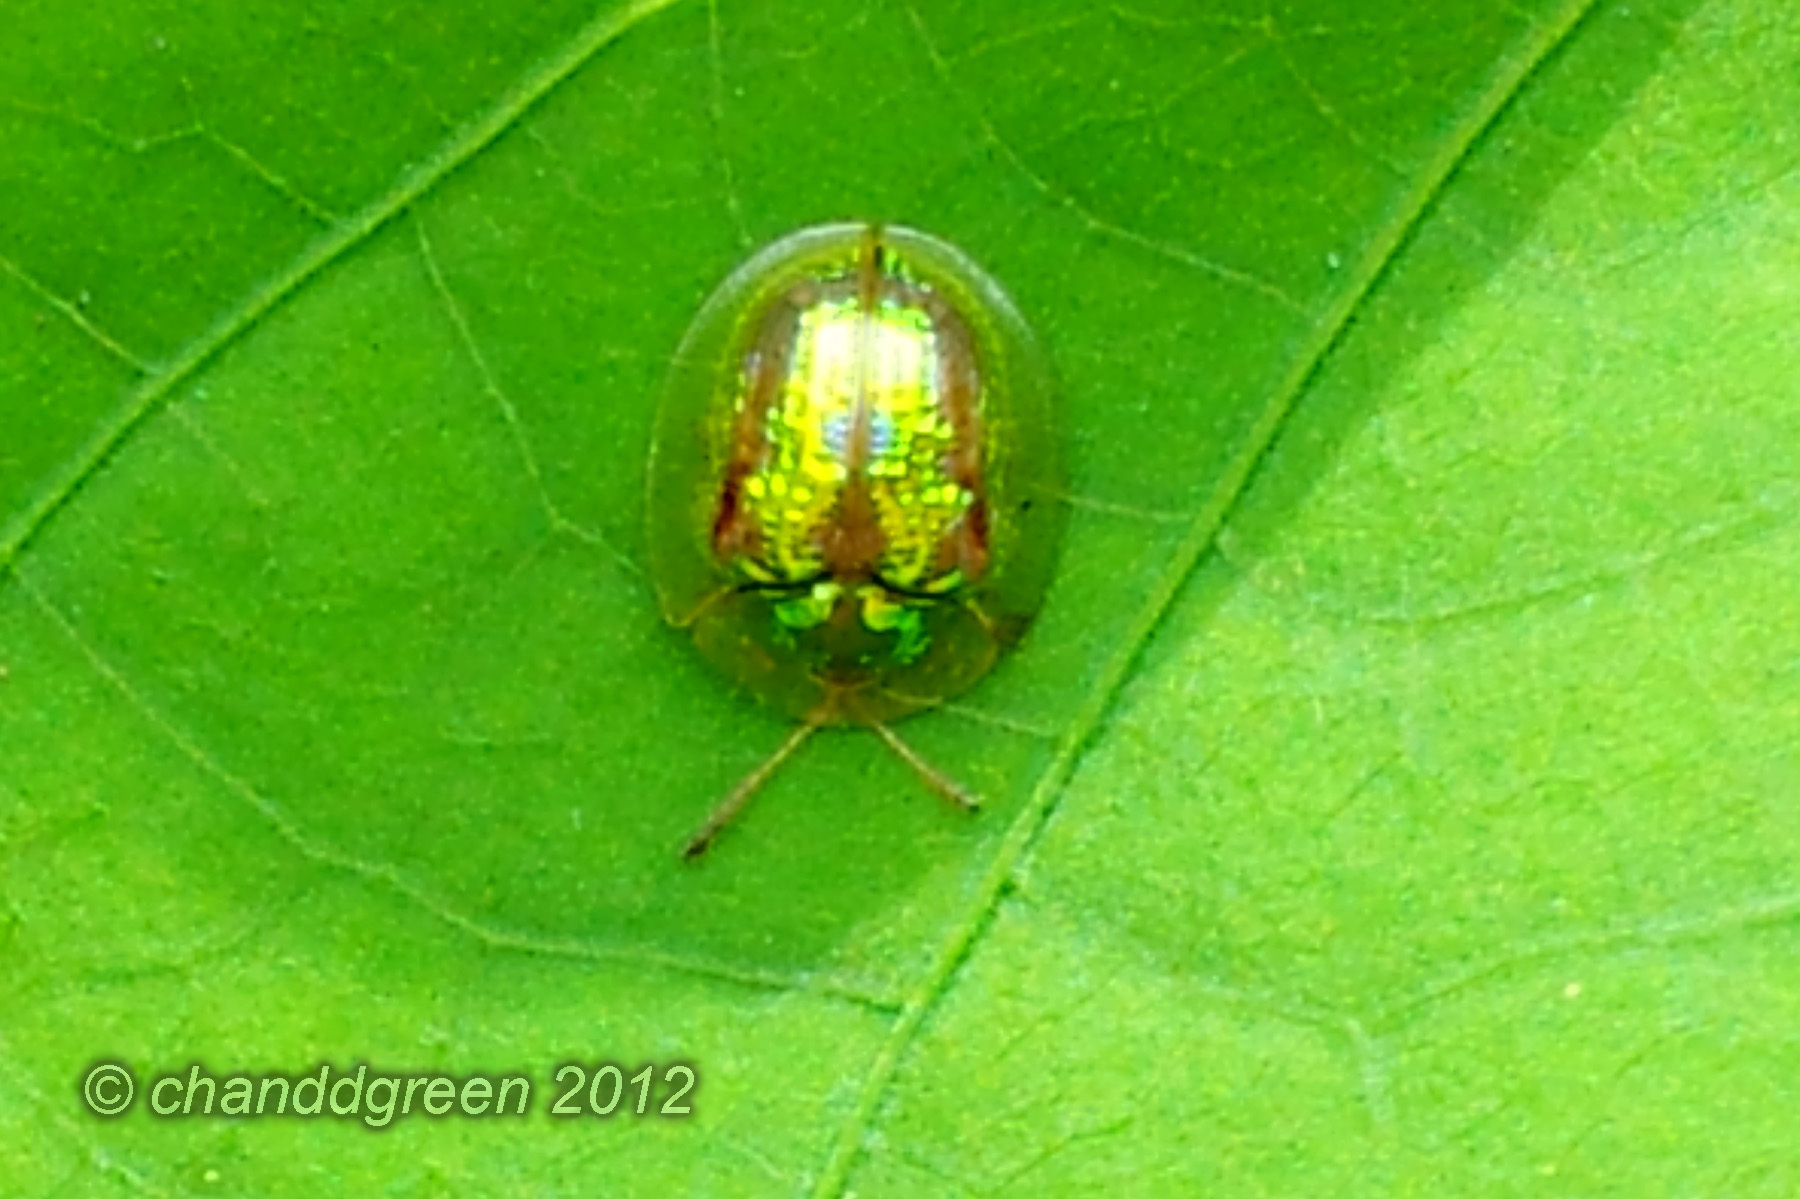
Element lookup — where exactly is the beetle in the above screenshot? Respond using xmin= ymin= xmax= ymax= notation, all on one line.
xmin=647 ymin=222 xmax=1064 ymax=856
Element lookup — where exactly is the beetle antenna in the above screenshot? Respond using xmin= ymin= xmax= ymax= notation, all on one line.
xmin=682 ymin=716 xmax=824 ymax=858
xmin=870 ymin=722 xmax=981 ymax=812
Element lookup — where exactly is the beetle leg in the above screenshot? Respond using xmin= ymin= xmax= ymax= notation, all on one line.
xmin=666 ymin=585 xmax=735 ymax=631
xmin=963 ymin=593 xmax=1028 ymax=652
xmin=681 ymin=712 xmax=828 ymax=859
xmin=869 ymin=721 xmax=981 ymax=812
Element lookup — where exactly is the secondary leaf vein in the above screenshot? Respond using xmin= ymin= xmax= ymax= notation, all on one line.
xmin=17 ymin=570 xmax=900 ymax=1014
xmin=900 ymin=2 xmax=1308 ymax=317
xmin=0 ymin=0 xmax=686 ymax=585
xmin=0 ymin=251 xmax=154 ymax=374
xmin=412 ymin=212 xmax=643 ymax=576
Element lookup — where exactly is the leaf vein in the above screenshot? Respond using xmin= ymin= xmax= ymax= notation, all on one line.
xmin=900 ymin=2 xmax=1308 ymax=316
xmin=0 ymin=250 xmax=154 ymax=374
xmin=17 ymin=569 xmax=900 ymax=1016
xmin=412 ymin=212 xmax=643 ymax=576
xmin=177 ymin=76 xmax=340 ymax=227
xmin=1373 ymin=889 xmax=1800 ymax=1033
xmin=0 ymin=0 xmax=686 ymax=586
xmin=1263 ymin=8 xmax=1410 ymax=179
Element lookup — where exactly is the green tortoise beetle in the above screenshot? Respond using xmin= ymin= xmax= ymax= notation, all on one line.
xmin=647 ymin=223 xmax=1065 ymax=857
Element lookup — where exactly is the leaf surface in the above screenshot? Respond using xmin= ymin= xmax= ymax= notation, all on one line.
xmin=3 ymin=0 xmax=1795 ymax=1194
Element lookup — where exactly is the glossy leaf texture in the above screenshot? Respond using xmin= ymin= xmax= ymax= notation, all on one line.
xmin=2 ymin=0 xmax=1796 ymax=1194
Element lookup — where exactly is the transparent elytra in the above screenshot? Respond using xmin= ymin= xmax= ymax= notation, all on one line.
xmin=647 ymin=223 xmax=1064 ymax=856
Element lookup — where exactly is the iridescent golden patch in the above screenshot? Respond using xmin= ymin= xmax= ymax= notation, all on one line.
xmin=712 ymin=251 xmax=986 ymax=604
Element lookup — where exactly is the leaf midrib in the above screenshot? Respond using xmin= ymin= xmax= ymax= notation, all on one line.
xmin=807 ymin=0 xmax=1608 ymax=1192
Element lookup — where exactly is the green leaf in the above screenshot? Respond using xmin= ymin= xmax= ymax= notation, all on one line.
xmin=3 ymin=0 xmax=1794 ymax=1194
